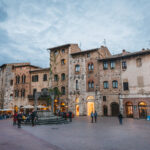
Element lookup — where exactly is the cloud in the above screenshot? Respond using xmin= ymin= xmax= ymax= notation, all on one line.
xmin=0 ymin=0 xmax=150 ymax=67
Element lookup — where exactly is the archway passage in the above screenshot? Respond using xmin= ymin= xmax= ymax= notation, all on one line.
xmin=103 ymin=105 xmax=108 ymax=116
xmin=126 ymin=102 xmax=133 ymax=118
xmin=87 ymin=102 xmax=94 ymax=116
xmin=138 ymin=102 xmax=147 ymax=118
xmin=76 ymin=105 xmax=79 ymax=116
xmin=111 ymin=102 xmax=119 ymax=116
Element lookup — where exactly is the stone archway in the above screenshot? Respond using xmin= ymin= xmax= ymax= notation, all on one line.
xmin=125 ymin=102 xmax=133 ymax=118
xmin=111 ymin=102 xmax=119 ymax=116
xmin=138 ymin=102 xmax=147 ymax=119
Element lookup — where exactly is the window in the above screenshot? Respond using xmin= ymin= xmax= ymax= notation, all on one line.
xmin=103 ymin=81 xmax=109 ymax=89
xmin=123 ymin=82 xmax=129 ymax=91
xmin=122 ymin=61 xmax=127 ymax=69
xmin=112 ymin=80 xmax=118 ymax=88
xmin=21 ymin=89 xmax=25 ymax=97
xmin=88 ymin=81 xmax=94 ymax=89
xmin=103 ymin=62 xmax=108 ymax=69
xmin=61 ymin=59 xmax=66 ymax=65
xmin=54 ymin=50 xmax=58 ymax=56
xmin=110 ymin=61 xmax=115 ymax=69
xmin=75 ymin=64 xmax=80 ymax=72
xmin=16 ymin=75 xmax=20 ymax=84
xmin=76 ymin=80 xmax=79 ymax=90
xmin=103 ymin=96 xmax=106 ymax=102
xmin=88 ymin=63 xmax=94 ymax=71
xmin=136 ymin=58 xmax=142 ymax=67
xmin=61 ymin=73 xmax=65 ymax=81
xmin=54 ymin=74 xmax=58 ymax=81
xmin=43 ymin=74 xmax=47 ymax=81
xmin=62 ymin=49 xmax=65 ymax=53
xmin=61 ymin=87 xmax=66 ymax=95
xmin=22 ymin=75 xmax=26 ymax=84
xmin=32 ymin=75 xmax=38 ymax=82
xmin=15 ymin=90 xmax=19 ymax=97
xmin=10 ymin=80 xmax=13 ymax=86
xmin=87 ymin=53 xmax=90 ymax=57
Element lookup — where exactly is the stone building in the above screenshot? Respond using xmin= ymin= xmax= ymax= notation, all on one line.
xmin=29 ymin=68 xmax=50 ymax=106
xmin=0 ymin=63 xmax=33 ymax=110
xmin=98 ymin=54 xmax=122 ymax=116
xmin=13 ymin=64 xmax=40 ymax=110
xmin=98 ymin=49 xmax=150 ymax=118
xmin=68 ymin=46 xmax=111 ymax=116
xmin=48 ymin=44 xmax=81 ymax=112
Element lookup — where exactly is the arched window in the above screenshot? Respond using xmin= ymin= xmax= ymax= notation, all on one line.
xmin=75 ymin=64 xmax=80 ymax=72
xmin=88 ymin=80 xmax=94 ymax=89
xmin=61 ymin=59 xmax=66 ymax=65
xmin=16 ymin=75 xmax=20 ymax=84
xmin=103 ymin=81 xmax=109 ymax=89
xmin=21 ymin=89 xmax=25 ymax=97
xmin=15 ymin=89 xmax=19 ymax=97
xmin=61 ymin=73 xmax=65 ymax=81
xmin=88 ymin=63 xmax=94 ymax=71
xmin=112 ymin=80 xmax=118 ymax=88
xmin=54 ymin=74 xmax=58 ymax=81
xmin=22 ymin=75 xmax=26 ymax=84
xmin=43 ymin=74 xmax=47 ymax=81
xmin=61 ymin=87 xmax=66 ymax=95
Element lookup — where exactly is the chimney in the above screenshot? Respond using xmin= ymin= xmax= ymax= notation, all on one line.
xmin=122 ymin=49 xmax=126 ymax=55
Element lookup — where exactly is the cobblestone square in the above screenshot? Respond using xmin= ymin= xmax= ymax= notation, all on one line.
xmin=1 ymin=117 xmax=150 ymax=150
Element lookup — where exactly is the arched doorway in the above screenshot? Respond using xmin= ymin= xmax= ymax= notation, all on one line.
xmin=87 ymin=96 xmax=95 ymax=116
xmin=111 ymin=102 xmax=119 ymax=116
xmin=87 ymin=102 xmax=94 ymax=116
xmin=126 ymin=102 xmax=133 ymax=118
xmin=76 ymin=105 xmax=79 ymax=116
xmin=103 ymin=105 xmax=108 ymax=116
xmin=138 ymin=102 xmax=147 ymax=118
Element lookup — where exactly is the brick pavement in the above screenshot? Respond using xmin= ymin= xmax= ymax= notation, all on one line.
xmin=0 ymin=119 xmax=62 ymax=150
xmin=1 ymin=117 xmax=150 ymax=150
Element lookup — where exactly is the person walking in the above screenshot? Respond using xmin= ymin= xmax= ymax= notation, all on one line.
xmin=13 ymin=111 xmax=18 ymax=125
xmin=94 ymin=110 xmax=97 ymax=123
xmin=118 ymin=112 xmax=123 ymax=125
xmin=17 ymin=112 xmax=22 ymax=128
xmin=91 ymin=111 xmax=94 ymax=123
xmin=31 ymin=110 xmax=36 ymax=126
xmin=68 ymin=111 xmax=72 ymax=122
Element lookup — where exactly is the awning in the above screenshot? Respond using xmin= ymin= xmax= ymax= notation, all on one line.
xmin=23 ymin=105 xmax=34 ymax=109
xmin=37 ymin=105 xmax=47 ymax=108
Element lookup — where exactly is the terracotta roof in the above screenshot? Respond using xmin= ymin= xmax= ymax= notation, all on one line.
xmin=98 ymin=49 xmax=150 ymax=61
xmin=14 ymin=64 xmax=41 ymax=69
xmin=47 ymin=43 xmax=77 ymax=51
xmin=30 ymin=68 xmax=50 ymax=73
xmin=71 ymin=48 xmax=99 ymax=55
xmin=0 ymin=62 xmax=30 ymax=68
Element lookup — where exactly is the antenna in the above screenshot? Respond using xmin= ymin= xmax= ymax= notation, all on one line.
xmin=103 ymin=39 xmax=106 ymax=46
xmin=79 ymin=42 xmax=82 ymax=49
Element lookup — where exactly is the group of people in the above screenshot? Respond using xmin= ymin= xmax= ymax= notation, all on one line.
xmin=57 ymin=110 xmax=73 ymax=122
xmin=0 ymin=113 xmax=12 ymax=120
xmin=13 ymin=110 xmax=37 ymax=128
xmin=91 ymin=111 xmax=98 ymax=123
xmin=91 ymin=110 xmax=123 ymax=125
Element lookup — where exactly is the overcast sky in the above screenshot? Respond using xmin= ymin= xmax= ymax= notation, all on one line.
xmin=0 ymin=0 xmax=150 ymax=68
